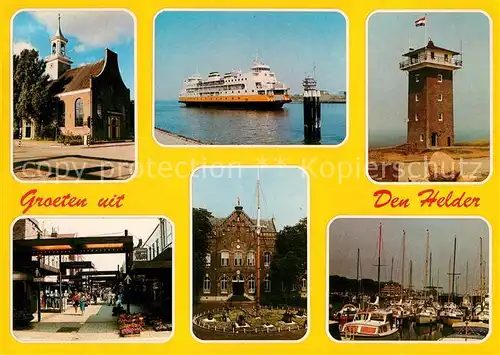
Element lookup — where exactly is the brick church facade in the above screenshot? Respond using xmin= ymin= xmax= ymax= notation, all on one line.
xmin=400 ymin=40 xmax=462 ymax=149
xmin=21 ymin=15 xmax=133 ymax=141
xmin=200 ymin=202 xmax=277 ymax=302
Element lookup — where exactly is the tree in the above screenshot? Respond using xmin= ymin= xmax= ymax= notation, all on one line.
xmin=192 ymin=208 xmax=213 ymax=303
xmin=269 ymin=217 xmax=307 ymax=304
xmin=13 ymin=49 xmax=51 ymax=137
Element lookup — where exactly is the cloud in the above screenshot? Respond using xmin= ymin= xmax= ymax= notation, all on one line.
xmin=30 ymin=11 xmax=134 ymax=48
xmin=74 ymin=44 xmax=86 ymax=53
xmin=13 ymin=41 xmax=36 ymax=55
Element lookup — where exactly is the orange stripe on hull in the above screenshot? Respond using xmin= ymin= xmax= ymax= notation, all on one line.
xmin=178 ymin=94 xmax=291 ymax=103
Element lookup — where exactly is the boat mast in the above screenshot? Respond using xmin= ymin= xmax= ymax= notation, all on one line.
xmin=466 ymin=260 xmax=469 ymax=294
xmin=401 ymin=230 xmax=405 ymax=299
xmin=449 ymin=236 xmax=460 ymax=302
xmin=408 ymin=260 xmax=413 ymax=296
xmin=255 ymin=169 xmax=262 ymax=314
xmin=356 ymin=248 xmax=360 ymax=301
xmin=480 ymin=236 xmax=484 ymax=302
xmin=448 ymin=257 xmax=452 ymax=302
xmin=424 ymin=229 xmax=430 ymax=298
xmin=376 ymin=223 xmax=383 ymax=296
xmin=390 ymin=257 xmax=394 ymax=298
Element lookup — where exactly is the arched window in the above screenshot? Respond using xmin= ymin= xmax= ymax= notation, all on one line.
xmin=234 ymin=252 xmax=243 ymax=266
xmin=264 ymin=276 xmax=271 ymax=292
xmin=246 ymin=251 xmax=255 ymax=266
xmin=264 ymin=252 xmax=271 ymax=267
xmin=75 ymin=98 xmax=84 ymax=126
xmin=52 ymin=43 xmax=56 ymax=55
xmin=221 ymin=276 xmax=228 ymax=294
xmin=203 ymin=275 xmax=210 ymax=294
xmin=248 ymin=276 xmax=256 ymax=294
xmin=61 ymin=43 xmax=66 ymax=56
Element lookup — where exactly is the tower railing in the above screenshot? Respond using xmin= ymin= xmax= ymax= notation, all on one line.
xmin=399 ymin=54 xmax=463 ymax=70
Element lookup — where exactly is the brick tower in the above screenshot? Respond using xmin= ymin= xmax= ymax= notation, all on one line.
xmin=400 ymin=39 xmax=462 ymax=149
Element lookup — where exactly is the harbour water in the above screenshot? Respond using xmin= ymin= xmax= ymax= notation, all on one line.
xmin=155 ymin=100 xmax=346 ymax=145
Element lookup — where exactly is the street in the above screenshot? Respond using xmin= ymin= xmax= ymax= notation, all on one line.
xmin=13 ymin=304 xmax=171 ymax=342
xmin=12 ymin=140 xmax=135 ymax=181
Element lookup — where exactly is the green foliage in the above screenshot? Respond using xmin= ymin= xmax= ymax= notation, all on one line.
xmin=57 ymin=133 xmax=83 ymax=145
xmin=192 ymin=208 xmax=213 ymax=303
xmin=13 ymin=49 xmax=51 ymax=136
xmin=269 ymin=218 xmax=307 ymax=301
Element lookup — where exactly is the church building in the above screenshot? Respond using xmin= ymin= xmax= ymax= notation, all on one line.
xmin=200 ymin=200 xmax=278 ymax=302
xmin=21 ymin=14 xmax=133 ymax=141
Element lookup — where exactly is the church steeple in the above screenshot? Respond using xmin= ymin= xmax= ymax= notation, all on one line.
xmin=45 ymin=13 xmax=72 ymax=81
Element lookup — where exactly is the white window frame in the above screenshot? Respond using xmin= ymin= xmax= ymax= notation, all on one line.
xmin=221 ymin=277 xmax=228 ymax=294
xmin=203 ymin=276 xmax=211 ymax=294
xmin=221 ymin=251 xmax=229 ymax=267
xmin=437 ymin=74 xmax=443 ymax=83
xmin=264 ymin=277 xmax=271 ymax=292
xmin=415 ymin=94 xmax=419 ymax=102
xmin=415 ymin=113 xmax=419 ymax=122
xmin=247 ymin=251 xmax=255 ymax=266
xmin=264 ymin=252 xmax=271 ymax=267
xmin=438 ymin=93 xmax=443 ymax=102
xmin=248 ymin=277 xmax=256 ymax=294
xmin=234 ymin=251 xmax=243 ymax=266
xmin=438 ymin=113 xmax=444 ymax=121
xmin=205 ymin=253 xmax=211 ymax=267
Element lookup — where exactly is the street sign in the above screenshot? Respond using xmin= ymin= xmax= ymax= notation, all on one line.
xmin=33 ymin=277 xmax=44 ymax=282
xmin=134 ymin=248 xmax=148 ymax=261
xmin=124 ymin=275 xmax=132 ymax=284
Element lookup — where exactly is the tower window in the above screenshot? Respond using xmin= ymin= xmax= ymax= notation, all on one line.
xmin=444 ymin=54 xmax=449 ymax=62
xmin=74 ymin=98 xmax=84 ymax=126
xmin=415 ymin=74 xmax=420 ymax=83
xmin=420 ymin=134 xmax=424 ymax=142
xmin=430 ymin=52 xmax=435 ymax=59
xmin=415 ymin=113 xmax=419 ymax=122
xmin=52 ymin=43 xmax=56 ymax=55
xmin=438 ymin=113 xmax=444 ymax=121
xmin=61 ymin=43 xmax=66 ymax=56
xmin=437 ymin=74 xmax=443 ymax=83
xmin=438 ymin=94 xmax=443 ymax=102
xmin=415 ymin=94 xmax=419 ymax=102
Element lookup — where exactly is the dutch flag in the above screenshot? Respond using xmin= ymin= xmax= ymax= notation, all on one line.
xmin=415 ymin=16 xmax=426 ymax=27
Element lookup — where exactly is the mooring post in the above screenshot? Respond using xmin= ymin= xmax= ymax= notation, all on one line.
xmin=303 ymin=76 xmax=321 ymax=144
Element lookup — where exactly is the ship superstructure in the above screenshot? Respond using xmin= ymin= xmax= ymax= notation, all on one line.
xmin=179 ymin=58 xmax=292 ymax=109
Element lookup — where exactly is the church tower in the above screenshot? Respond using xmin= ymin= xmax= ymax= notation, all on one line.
xmin=45 ymin=14 xmax=73 ymax=80
xmin=400 ymin=39 xmax=462 ymax=149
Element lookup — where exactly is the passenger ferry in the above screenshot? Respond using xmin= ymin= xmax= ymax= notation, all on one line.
xmin=178 ymin=58 xmax=292 ymax=110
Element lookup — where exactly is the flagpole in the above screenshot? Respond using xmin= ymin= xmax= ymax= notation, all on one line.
xmin=424 ymin=13 xmax=428 ymax=47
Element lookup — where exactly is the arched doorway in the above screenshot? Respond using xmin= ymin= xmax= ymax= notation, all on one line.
xmin=232 ymin=273 xmax=244 ymax=296
xmin=109 ymin=117 xmax=120 ymax=140
xmin=431 ymin=132 xmax=438 ymax=147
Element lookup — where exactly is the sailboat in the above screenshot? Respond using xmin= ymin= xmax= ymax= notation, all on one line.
xmin=440 ymin=237 xmax=464 ymax=326
xmin=416 ymin=230 xmax=437 ymax=325
xmin=474 ymin=237 xmax=489 ymax=324
xmin=340 ymin=223 xmax=399 ymax=340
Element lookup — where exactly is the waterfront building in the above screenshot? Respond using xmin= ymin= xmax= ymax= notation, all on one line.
xmin=400 ymin=39 xmax=462 ymax=149
xmin=20 ymin=14 xmax=133 ymax=141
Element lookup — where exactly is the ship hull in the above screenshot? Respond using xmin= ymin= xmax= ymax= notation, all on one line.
xmin=179 ymin=100 xmax=290 ymax=110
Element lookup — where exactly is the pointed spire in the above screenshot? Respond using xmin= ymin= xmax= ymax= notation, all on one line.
xmin=235 ymin=196 xmax=243 ymax=211
xmin=52 ymin=13 xmax=67 ymax=41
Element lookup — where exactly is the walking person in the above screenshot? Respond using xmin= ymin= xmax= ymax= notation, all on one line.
xmin=72 ymin=291 xmax=80 ymax=314
xmin=79 ymin=293 xmax=87 ymax=316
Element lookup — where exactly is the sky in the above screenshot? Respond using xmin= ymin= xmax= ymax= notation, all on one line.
xmin=368 ymin=12 xmax=490 ymax=147
xmin=154 ymin=11 xmax=346 ymax=100
xmin=13 ymin=10 xmax=135 ymax=97
xmin=30 ymin=217 xmax=165 ymax=271
xmin=329 ymin=218 xmax=490 ymax=295
xmin=192 ymin=167 xmax=307 ymax=230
